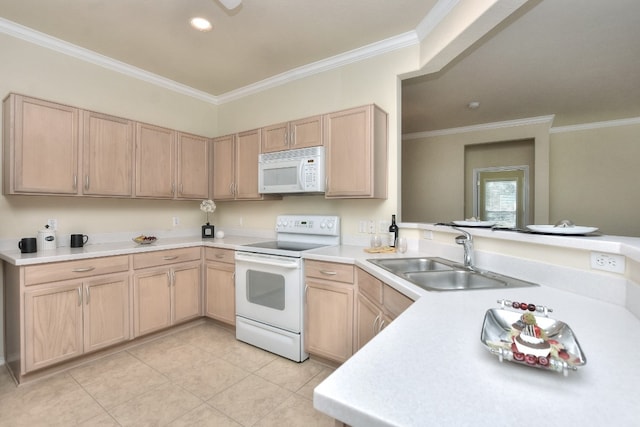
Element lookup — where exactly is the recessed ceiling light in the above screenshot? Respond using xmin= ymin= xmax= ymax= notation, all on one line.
xmin=467 ymin=101 xmax=480 ymax=109
xmin=190 ymin=17 xmax=212 ymax=32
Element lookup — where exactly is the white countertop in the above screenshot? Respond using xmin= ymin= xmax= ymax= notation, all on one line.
xmin=0 ymin=235 xmax=269 ymax=266
xmin=306 ymin=245 xmax=640 ymax=426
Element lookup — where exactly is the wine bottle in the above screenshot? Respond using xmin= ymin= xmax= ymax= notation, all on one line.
xmin=388 ymin=214 xmax=399 ymax=247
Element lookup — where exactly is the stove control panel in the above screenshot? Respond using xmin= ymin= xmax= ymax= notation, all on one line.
xmin=275 ymin=215 xmax=340 ymax=236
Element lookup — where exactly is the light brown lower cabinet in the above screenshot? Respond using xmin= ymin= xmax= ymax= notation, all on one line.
xmin=23 ymin=272 xmax=130 ymax=373
xmin=205 ymin=248 xmax=236 ymax=325
xmin=133 ymin=251 xmax=202 ymax=337
xmin=354 ymin=267 xmax=413 ymax=352
xmin=304 ymin=260 xmax=355 ymax=364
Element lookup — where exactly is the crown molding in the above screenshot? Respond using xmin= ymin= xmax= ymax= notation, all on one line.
xmin=0 ymin=17 xmax=221 ymax=105
xmin=550 ymin=116 xmax=640 ymax=133
xmin=402 ymin=115 xmax=555 ymax=140
xmin=217 ymin=31 xmax=419 ymax=103
xmin=415 ymin=0 xmax=460 ymax=41
xmin=0 ymin=16 xmax=419 ymax=106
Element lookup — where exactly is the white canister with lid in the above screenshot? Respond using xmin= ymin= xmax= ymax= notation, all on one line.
xmin=37 ymin=225 xmax=57 ymax=250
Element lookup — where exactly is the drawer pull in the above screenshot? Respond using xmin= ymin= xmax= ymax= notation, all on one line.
xmin=215 ymin=254 xmax=225 ymax=259
xmin=319 ymin=270 xmax=337 ymax=276
xmin=72 ymin=267 xmax=95 ymax=273
xmin=163 ymin=256 xmax=179 ymax=261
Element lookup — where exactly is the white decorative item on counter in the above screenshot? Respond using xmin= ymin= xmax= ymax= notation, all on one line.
xmin=200 ymin=199 xmax=216 ymax=238
xmin=37 ymin=224 xmax=56 ymax=250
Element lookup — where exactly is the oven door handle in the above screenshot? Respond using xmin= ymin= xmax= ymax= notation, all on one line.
xmin=235 ymin=253 xmax=300 ymax=269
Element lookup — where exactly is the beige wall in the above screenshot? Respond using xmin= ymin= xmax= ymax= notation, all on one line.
xmin=0 ymin=34 xmax=220 ymax=240
xmin=402 ymin=121 xmax=551 ymax=225
xmin=402 ymin=117 xmax=640 ymax=237
xmin=214 ymin=47 xmax=420 ymax=235
xmin=0 ymin=33 xmax=424 ymax=241
xmin=550 ymin=122 xmax=640 ymax=237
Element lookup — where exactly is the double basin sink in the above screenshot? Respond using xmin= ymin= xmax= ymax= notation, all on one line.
xmin=367 ymin=257 xmax=538 ymax=292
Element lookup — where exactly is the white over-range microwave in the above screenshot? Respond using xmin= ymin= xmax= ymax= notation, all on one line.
xmin=258 ymin=146 xmax=325 ymax=194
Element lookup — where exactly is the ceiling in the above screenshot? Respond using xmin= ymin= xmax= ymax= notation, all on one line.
xmin=0 ymin=0 xmax=437 ymax=97
xmin=2 ymin=1 xmax=637 ymax=134
xmin=402 ymin=0 xmax=640 ymax=133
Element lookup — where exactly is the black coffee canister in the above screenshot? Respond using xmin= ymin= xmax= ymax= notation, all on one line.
xmin=19 ymin=237 xmax=37 ymax=253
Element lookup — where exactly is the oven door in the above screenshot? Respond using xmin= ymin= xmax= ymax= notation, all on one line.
xmin=235 ymin=251 xmax=303 ymax=333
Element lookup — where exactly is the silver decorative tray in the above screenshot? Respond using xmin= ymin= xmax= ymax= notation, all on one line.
xmin=480 ymin=299 xmax=586 ymax=376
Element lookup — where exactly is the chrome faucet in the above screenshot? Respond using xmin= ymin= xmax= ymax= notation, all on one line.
xmin=452 ymin=226 xmax=474 ymax=269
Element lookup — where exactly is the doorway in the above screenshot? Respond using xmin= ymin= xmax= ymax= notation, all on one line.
xmin=473 ymin=166 xmax=529 ymax=228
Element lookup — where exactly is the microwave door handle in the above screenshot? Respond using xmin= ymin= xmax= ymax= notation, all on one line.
xmin=298 ymin=159 xmax=306 ymax=189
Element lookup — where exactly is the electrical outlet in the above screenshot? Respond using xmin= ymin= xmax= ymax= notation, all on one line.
xmin=172 ymin=216 xmax=179 ymax=226
xmin=47 ymin=219 xmax=57 ymax=229
xmin=379 ymin=220 xmax=390 ymax=233
xmin=368 ymin=220 xmax=375 ymax=234
xmin=590 ymin=252 xmax=625 ymax=274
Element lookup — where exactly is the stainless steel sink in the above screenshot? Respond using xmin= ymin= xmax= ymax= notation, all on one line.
xmin=404 ymin=270 xmax=508 ymax=291
xmin=367 ymin=257 xmax=456 ymax=274
xmin=367 ymin=257 xmax=537 ymax=292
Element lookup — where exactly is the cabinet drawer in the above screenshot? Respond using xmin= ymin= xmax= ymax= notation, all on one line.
xmin=24 ymin=255 xmax=130 ymax=286
xmin=305 ymin=260 xmax=354 ymax=284
xmin=357 ymin=268 xmax=383 ymax=305
xmin=133 ymin=247 xmax=201 ymax=269
xmin=205 ymin=247 xmax=235 ymax=264
xmin=383 ymin=284 xmax=413 ymax=318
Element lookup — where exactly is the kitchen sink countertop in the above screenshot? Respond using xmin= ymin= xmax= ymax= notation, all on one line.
xmin=305 ymin=245 xmax=640 ymax=426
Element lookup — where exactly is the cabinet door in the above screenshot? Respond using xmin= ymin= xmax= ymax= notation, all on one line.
xmin=290 ymin=115 xmax=323 ymax=150
xmin=82 ymin=111 xmax=134 ymax=196
xmin=325 ymin=105 xmax=387 ymax=199
xmin=8 ymin=95 xmax=79 ymax=194
xmin=205 ymin=261 xmax=235 ymax=325
xmin=83 ymin=274 xmax=131 ymax=353
xmin=325 ymin=106 xmax=371 ymax=197
xmin=235 ymin=129 xmax=262 ymax=199
xmin=355 ymin=293 xmax=382 ymax=352
xmin=172 ymin=261 xmax=202 ymax=324
xmin=135 ymin=123 xmax=176 ymax=198
xmin=134 ymin=268 xmax=172 ymax=336
xmin=177 ymin=132 xmax=209 ymax=199
xmin=24 ymin=284 xmax=83 ymax=372
xmin=304 ymin=279 xmax=353 ymax=363
xmin=211 ymin=134 xmax=235 ymax=200
xmin=261 ymin=122 xmax=289 ymax=153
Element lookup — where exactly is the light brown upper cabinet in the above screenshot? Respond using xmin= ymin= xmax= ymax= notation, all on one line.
xmin=135 ymin=124 xmax=209 ymax=200
xmin=82 ymin=111 xmax=134 ymax=197
xmin=176 ymin=132 xmax=209 ymax=199
xmin=324 ymin=104 xmax=388 ymax=199
xmin=261 ymin=115 xmax=323 ymax=153
xmin=3 ymin=94 xmax=80 ymax=195
xmin=135 ymin=123 xmax=176 ymax=198
xmin=212 ymin=129 xmax=279 ymax=201
xmin=4 ymin=94 xmax=210 ymax=200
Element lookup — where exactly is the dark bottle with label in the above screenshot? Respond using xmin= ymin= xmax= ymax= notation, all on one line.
xmin=388 ymin=214 xmax=399 ymax=247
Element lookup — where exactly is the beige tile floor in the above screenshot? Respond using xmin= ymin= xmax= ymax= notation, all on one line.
xmin=0 ymin=322 xmax=337 ymax=426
